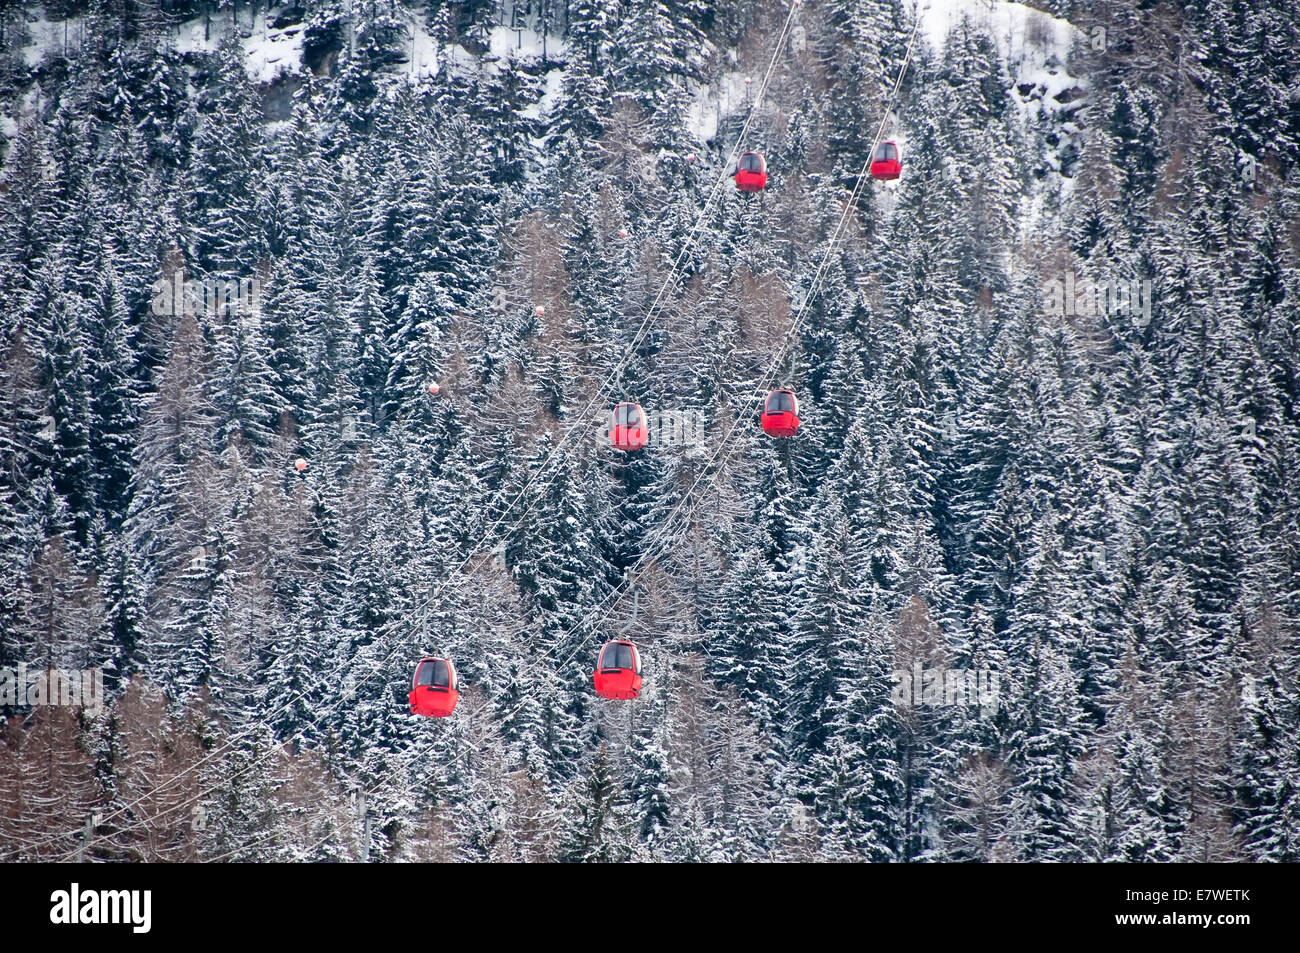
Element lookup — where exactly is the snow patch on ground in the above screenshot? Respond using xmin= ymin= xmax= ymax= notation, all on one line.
xmin=174 ymin=16 xmax=222 ymax=56
xmin=443 ymin=24 xmax=566 ymax=82
xmin=407 ymin=15 xmax=441 ymax=81
xmin=17 ymin=6 xmax=83 ymax=67
xmin=687 ymin=71 xmax=763 ymax=149
xmin=920 ymin=0 xmax=1079 ymax=68
xmin=522 ymin=67 xmax=565 ymax=124
xmin=244 ymin=20 xmax=306 ymax=84
xmin=487 ymin=23 xmax=554 ymax=62
xmin=174 ymin=10 xmax=303 ymax=84
xmin=685 ymin=84 xmax=720 ymax=146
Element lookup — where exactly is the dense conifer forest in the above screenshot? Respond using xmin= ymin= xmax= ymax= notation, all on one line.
xmin=0 ymin=0 xmax=1297 ymax=862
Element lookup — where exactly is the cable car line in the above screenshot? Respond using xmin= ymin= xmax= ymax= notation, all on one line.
xmin=218 ymin=6 xmax=927 ymax=866
xmin=352 ymin=0 xmax=928 ymax=798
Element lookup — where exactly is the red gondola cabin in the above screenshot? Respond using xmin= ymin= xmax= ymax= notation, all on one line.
xmin=409 ymin=657 xmax=460 ymax=717
xmin=734 ymin=151 xmax=768 ymax=192
xmin=610 ymin=402 xmax=648 ymax=452
xmin=761 ymin=389 xmax=801 ymax=437
xmin=593 ymin=640 xmax=642 ymax=700
xmin=870 ymin=141 xmax=901 ymax=180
